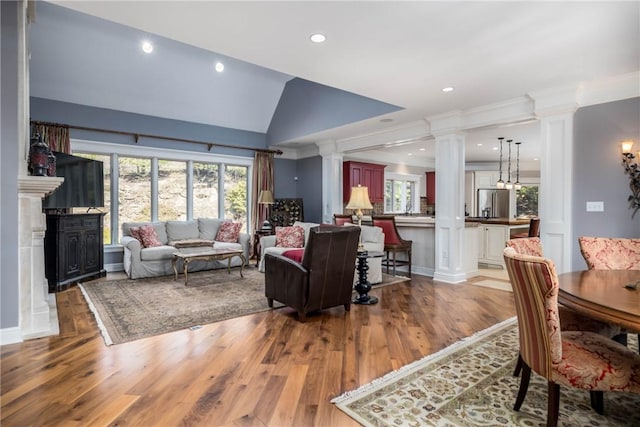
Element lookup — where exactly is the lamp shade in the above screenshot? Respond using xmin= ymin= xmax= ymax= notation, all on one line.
xmin=346 ymin=185 xmax=373 ymax=210
xmin=621 ymin=140 xmax=634 ymax=154
xmin=258 ymin=190 xmax=274 ymax=204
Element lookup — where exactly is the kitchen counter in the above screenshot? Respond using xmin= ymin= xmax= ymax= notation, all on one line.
xmin=465 ymin=217 xmax=531 ymax=226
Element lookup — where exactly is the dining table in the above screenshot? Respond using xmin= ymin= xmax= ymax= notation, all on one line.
xmin=557 ymin=269 xmax=640 ymax=333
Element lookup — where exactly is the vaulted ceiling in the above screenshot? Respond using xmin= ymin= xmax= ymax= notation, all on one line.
xmin=32 ymin=1 xmax=640 ymax=168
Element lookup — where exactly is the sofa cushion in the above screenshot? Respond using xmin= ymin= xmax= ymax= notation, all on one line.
xmin=292 ymin=221 xmax=320 ymax=246
xmin=166 ymin=220 xmax=199 ymax=241
xmin=129 ymin=226 xmax=143 ymax=243
xmin=213 ymin=241 xmax=243 ymax=251
xmin=123 ymin=222 xmax=168 ymax=245
xmin=139 ymin=224 xmax=163 ymax=248
xmin=140 ymin=245 xmax=176 ymax=261
xmin=344 ymin=222 xmax=382 ymax=243
xmin=275 ymin=226 xmax=305 ymax=248
xmin=198 ymin=218 xmax=222 ymax=240
xmin=282 ymin=248 xmax=305 ymax=263
xmin=216 ymin=222 xmax=242 ymax=243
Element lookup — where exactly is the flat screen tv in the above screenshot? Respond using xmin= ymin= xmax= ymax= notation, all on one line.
xmin=42 ymin=152 xmax=104 ymax=210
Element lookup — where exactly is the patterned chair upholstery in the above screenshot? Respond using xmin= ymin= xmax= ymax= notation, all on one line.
xmin=505 ymin=238 xmax=623 ymax=378
xmin=578 ymin=236 xmax=640 ymax=270
xmin=579 ymin=236 xmax=640 ymax=351
xmin=503 ymin=247 xmax=640 ymax=426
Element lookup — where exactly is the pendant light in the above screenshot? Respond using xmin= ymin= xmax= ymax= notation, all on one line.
xmin=505 ymin=139 xmax=513 ymax=189
xmin=514 ymin=142 xmax=522 ymax=190
xmin=496 ymin=137 xmax=505 ymax=188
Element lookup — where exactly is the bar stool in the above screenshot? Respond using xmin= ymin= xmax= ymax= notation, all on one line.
xmin=372 ymin=215 xmax=412 ymax=277
xmin=511 ymin=217 xmax=540 ymax=239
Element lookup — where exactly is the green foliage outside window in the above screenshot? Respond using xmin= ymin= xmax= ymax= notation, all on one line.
xmin=516 ymin=186 xmax=539 ymax=217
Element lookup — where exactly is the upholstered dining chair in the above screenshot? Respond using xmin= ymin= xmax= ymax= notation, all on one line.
xmin=372 ymin=215 xmax=412 ymax=277
xmin=264 ymin=225 xmax=360 ymax=322
xmin=503 ymin=247 xmax=640 ymax=426
xmin=333 ymin=214 xmax=354 ymax=226
xmin=505 ymin=238 xmax=624 ymax=377
xmin=578 ymin=236 xmax=640 ymax=351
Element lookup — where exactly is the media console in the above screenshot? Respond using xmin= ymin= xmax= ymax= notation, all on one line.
xmin=44 ymin=213 xmax=106 ymax=293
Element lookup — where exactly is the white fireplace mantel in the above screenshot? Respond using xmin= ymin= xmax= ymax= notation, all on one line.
xmin=18 ymin=175 xmax=64 ymax=341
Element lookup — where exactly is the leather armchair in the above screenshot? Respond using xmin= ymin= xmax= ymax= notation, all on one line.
xmin=264 ymin=225 xmax=360 ymax=322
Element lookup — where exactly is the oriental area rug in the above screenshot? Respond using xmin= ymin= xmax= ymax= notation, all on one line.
xmin=332 ymin=318 xmax=640 ymax=427
xmin=80 ymin=268 xmax=407 ymax=346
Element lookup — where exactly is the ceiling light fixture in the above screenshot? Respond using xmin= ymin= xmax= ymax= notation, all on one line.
xmin=496 ymin=137 xmax=505 ymax=188
xmin=505 ymin=139 xmax=513 ymax=189
xmin=215 ymin=62 xmax=224 ymax=72
xmin=514 ymin=142 xmax=522 ymax=190
xmin=477 ymin=143 xmax=483 ymax=147
xmin=310 ymin=33 xmax=326 ymax=43
xmin=141 ymin=41 xmax=153 ymax=54
xmin=442 ymin=86 xmax=454 ymax=93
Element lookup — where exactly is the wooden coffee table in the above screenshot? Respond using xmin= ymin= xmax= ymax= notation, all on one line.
xmin=172 ymin=248 xmax=246 ymax=286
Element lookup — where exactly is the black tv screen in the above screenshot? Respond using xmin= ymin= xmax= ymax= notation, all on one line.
xmin=42 ymin=152 xmax=104 ymax=209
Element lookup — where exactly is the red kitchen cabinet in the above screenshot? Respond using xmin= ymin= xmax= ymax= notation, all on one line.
xmin=426 ymin=172 xmax=436 ymax=204
xmin=343 ymin=161 xmax=386 ymax=203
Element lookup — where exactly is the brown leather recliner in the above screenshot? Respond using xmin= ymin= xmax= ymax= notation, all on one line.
xmin=264 ymin=225 xmax=360 ymax=322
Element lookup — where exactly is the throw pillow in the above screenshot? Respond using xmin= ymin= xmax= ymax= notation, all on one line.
xmin=282 ymin=248 xmax=305 ymax=263
xmin=139 ymin=224 xmax=162 ymax=248
xmin=275 ymin=225 xmax=305 ymax=248
xmin=215 ymin=221 xmax=242 ymax=243
xmin=129 ymin=226 xmax=143 ymax=244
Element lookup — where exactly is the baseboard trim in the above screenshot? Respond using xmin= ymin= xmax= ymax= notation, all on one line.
xmin=0 ymin=327 xmax=23 ymax=346
xmin=105 ymin=262 xmax=124 ymax=272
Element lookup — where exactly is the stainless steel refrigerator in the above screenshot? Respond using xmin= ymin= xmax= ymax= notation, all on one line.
xmin=477 ymin=189 xmax=509 ymax=218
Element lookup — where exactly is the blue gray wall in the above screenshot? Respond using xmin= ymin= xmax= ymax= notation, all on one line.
xmin=267 ymin=77 xmax=402 ymax=145
xmin=273 ymin=156 xmax=322 ymax=223
xmin=1 ymin=1 xmax=21 ymax=330
xmin=31 ymin=98 xmax=266 ymax=158
xmin=572 ymin=97 xmax=640 ymax=270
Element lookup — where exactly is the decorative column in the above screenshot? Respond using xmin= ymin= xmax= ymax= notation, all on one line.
xmin=18 ymin=176 xmax=63 ymax=340
xmin=530 ymin=86 xmax=578 ymax=274
xmin=317 ymin=141 xmax=344 ymax=224
xmin=432 ymin=131 xmax=467 ymax=283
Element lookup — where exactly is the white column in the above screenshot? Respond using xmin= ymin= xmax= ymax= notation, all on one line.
xmin=18 ymin=177 xmax=63 ymax=340
xmin=531 ymin=86 xmax=578 ymax=274
xmin=433 ymin=133 xmax=467 ymax=283
xmin=318 ymin=142 xmax=343 ymax=224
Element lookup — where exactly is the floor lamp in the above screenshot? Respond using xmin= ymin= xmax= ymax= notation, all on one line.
xmin=346 ymin=185 xmax=373 ymax=252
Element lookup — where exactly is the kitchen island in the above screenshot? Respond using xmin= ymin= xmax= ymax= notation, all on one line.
xmin=393 ymin=216 xmax=480 ymax=278
xmin=465 ymin=217 xmax=531 ymax=267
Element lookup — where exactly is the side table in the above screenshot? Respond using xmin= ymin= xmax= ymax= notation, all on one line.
xmin=353 ymin=251 xmax=384 ymax=305
xmin=253 ymin=229 xmax=274 ymax=266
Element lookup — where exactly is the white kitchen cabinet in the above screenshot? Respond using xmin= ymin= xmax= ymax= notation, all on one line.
xmin=478 ymin=224 xmax=510 ymax=266
xmin=475 ymin=171 xmax=500 ymax=189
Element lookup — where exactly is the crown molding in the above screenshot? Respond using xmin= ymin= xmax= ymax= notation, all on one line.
xmin=336 ymin=120 xmax=431 ymax=153
xmin=577 ymin=71 xmax=640 ymax=107
xmin=529 ymin=85 xmax=579 ymax=117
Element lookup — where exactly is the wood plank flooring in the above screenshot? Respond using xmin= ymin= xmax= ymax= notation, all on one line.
xmin=1 ymin=271 xmax=515 ymax=427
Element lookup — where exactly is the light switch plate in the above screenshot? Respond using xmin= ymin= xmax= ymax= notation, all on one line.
xmin=586 ymin=201 xmax=604 ymax=212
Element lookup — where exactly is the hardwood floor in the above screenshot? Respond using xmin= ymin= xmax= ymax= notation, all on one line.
xmin=1 ymin=272 xmax=515 ymax=426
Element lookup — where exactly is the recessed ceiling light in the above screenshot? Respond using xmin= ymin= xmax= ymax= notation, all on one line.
xmin=442 ymin=86 xmax=454 ymax=93
xmin=477 ymin=143 xmax=483 ymax=147
xmin=492 ymin=147 xmax=498 ymax=150
xmin=141 ymin=41 xmax=153 ymax=54
xmin=215 ymin=62 xmax=224 ymax=72
xmin=534 ymin=157 xmax=539 ymax=161
xmin=407 ymin=153 xmax=413 ymax=156
xmin=310 ymin=33 xmax=326 ymax=43
xmin=419 ymin=148 xmax=425 ymax=151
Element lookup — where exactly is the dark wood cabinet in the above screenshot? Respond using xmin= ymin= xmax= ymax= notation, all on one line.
xmin=343 ymin=161 xmax=386 ymax=203
xmin=44 ymin=213 xmax=106 ymax=293
xmin=270 ymin=198 xmax=304 ymax=227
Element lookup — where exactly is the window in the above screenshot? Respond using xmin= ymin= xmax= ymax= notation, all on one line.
xmin=72 ymin=140 xmax=253 ymax=245
xmin=158 ymin=160 xmax=187 ymax=221
xmin=516 ymin=185 xmax=539 ymax=217
xmin=119 ymin=157 xmax=151 ymax=230
xmin=193 ymin=162 xmax=219 ymax=219
xmin=384 ymin=173 xmax=419 ymax=214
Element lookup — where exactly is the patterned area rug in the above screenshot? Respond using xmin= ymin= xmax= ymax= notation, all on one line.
xmin=80 ymin=268 xmax=408 ymax=346
xmin=332 ymin=318 xmax=640 ymax=426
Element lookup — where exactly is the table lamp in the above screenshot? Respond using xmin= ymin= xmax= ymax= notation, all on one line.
xmin=258 ymin=190 xmax=275 ymax=230
xmin=346 ymin=185 xmax=373 ymax=251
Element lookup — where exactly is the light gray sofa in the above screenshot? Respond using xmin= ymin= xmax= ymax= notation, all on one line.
xmin=258 ymin=221 xmax=385 ymax=284
xmin=121 ymin=218 xmax=250 ymax=279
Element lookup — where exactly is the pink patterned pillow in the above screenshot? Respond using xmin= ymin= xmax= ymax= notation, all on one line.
xmin=215 ymin=222 xmax=242 ymax=243
xmin=129 ymin=226 xmax=142 ymax=243
xmin=138 ymin=224 xmax=162 ymax=248
xmin=282 ymin=249 xmax=305 ymax=263
xmin=275 ymin=226 xmax=305 ymax=248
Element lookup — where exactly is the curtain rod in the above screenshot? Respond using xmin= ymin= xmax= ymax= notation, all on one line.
xmin=30 ymin=120 xmax=283 ymax=155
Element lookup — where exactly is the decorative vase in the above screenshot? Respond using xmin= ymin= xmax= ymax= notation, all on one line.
xmin=28 ymin=133 xmax=50 ymax=176
xmin=47 ymin=151 xmax=57 ymax=177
